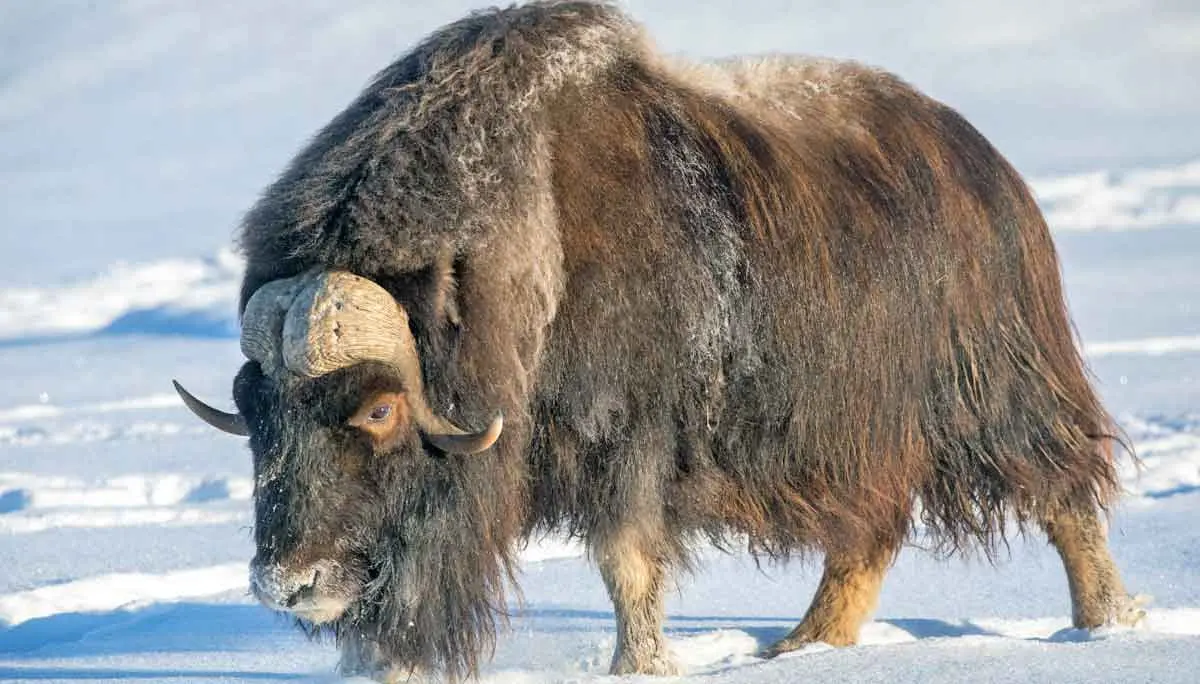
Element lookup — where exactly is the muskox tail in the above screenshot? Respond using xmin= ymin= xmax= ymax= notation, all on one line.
xmin=914 ymin=126 xmax=1131 ymax=560
xmin=917 ymin=324 xmax=1128 ymax=560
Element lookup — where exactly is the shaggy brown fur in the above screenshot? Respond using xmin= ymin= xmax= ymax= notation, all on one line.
xmin=218 ymin=1 xmax=1140 ymax=680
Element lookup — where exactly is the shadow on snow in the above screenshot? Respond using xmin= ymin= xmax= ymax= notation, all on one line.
xmin=0 ymin=666 xmax=308 ymax=681
xmin=0 ymin=602 xmax=301 ymax=659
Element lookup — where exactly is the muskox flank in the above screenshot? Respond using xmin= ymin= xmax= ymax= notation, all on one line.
xmin=173 ymin=1 xmax=1146 ymax=681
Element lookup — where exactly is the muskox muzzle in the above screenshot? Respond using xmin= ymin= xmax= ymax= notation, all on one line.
xmin=248 ymin=557 xmax=354 ymax=624
xmin=173 ymin=270 xmax=502 ymax=455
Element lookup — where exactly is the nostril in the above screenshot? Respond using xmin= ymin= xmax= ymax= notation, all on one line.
xmin=251 ymin=562 xmax=321 ymax=609
xmin=249 ymin=561 xmax=347 ymax=624
xmin=283 ymin=568 xmax=321 ymax=608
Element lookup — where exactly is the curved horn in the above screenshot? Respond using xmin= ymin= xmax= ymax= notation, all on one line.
xmin=172 ymin=380 xmax=248 ymax=437
xmin=423 ymin=412 xmax=504 ymax=455
xmin=283 ymin=272 xmax=506 ymax=454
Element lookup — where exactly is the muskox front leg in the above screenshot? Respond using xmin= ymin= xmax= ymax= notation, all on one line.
xmin=338 ymin=627 xmax=413 ymax=684
xmin=1041 ymin=504 xmax=1147 ymax=630
xmin=593 ymin=525 xmax=680 ymax=676
xmin=760 ymin=544 xmax=896 ymax=658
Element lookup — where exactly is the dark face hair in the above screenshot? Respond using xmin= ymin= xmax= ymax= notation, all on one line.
xmin=232 ymin=355 xmax=515 ymax=678
xmin=233 ymin=360 xmax=415 ymax=612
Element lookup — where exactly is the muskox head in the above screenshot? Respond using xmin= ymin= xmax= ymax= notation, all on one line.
xmin=174 ymin=271 xmax=502 ymax=626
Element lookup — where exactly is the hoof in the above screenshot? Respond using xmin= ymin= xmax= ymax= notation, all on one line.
xmin=758 ymin=634 xmax=815 ymax=659
xmin=609 ymin=648 xmax=681 ymax=676
xmin=760 ymin=626 xmax=855 ymax=659
xmin=1110 ymin=593 xmax=1151 ymax=628
xmin=1076 ymin=593 xmax=1152 ymax=633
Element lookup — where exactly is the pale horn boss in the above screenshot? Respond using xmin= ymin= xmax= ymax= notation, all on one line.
xmin=174 ymin=270 xmax=502 ymax=453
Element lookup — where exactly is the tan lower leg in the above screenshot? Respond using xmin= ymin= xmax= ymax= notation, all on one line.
xmin=594 ymin=525 xmax=679 ymax=676
xmin=1043 ymin=505 xmax=1145 ymax=629
xmin=761 ymin=546 xmax=894 ymax=657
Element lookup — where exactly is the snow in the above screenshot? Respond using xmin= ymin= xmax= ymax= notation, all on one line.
xmin=0 ymin=250 xmax=242 ymax=342
xmin=1086 ymin=335 xmax=1200 ymax=358
xmin=2 ymin=1 xmax=1199 ymax=683
xmin=1032 ymin=160 xmax=1200 ymax=232
xmin=0 ymin=564 xmax=249 ymax=627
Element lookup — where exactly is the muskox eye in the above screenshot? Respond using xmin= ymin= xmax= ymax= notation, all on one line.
xmin=348 ymin=392 xmax=405 ymax=432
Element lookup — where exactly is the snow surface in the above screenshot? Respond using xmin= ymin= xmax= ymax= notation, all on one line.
xmin=1032 ymin=160 xmax=1200 ymax=233
xmin=2 ymin=1 xmax=1199 ymax=683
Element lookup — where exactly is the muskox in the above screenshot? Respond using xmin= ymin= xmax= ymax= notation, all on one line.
xmin=174 ymin=1 xmax=1145 ymax=681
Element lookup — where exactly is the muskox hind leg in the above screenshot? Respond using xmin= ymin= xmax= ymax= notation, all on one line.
xmin=1041 ymin=504 xmax=1147 ymax=630
xmin=592 ymin=524 xmax=681 ymax=676
xmin=760 ymin=544 xmax=897 ymax=658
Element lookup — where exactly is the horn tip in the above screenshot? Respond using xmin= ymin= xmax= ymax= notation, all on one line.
xmin=171 ymin=378 xmax=250 ymax=437
xmin=483 ymin=411 xmax=505 ymax=448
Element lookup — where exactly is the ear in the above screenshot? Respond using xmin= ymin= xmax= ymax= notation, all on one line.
xmin=348 ymin=391 xmax=410 ymax=450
